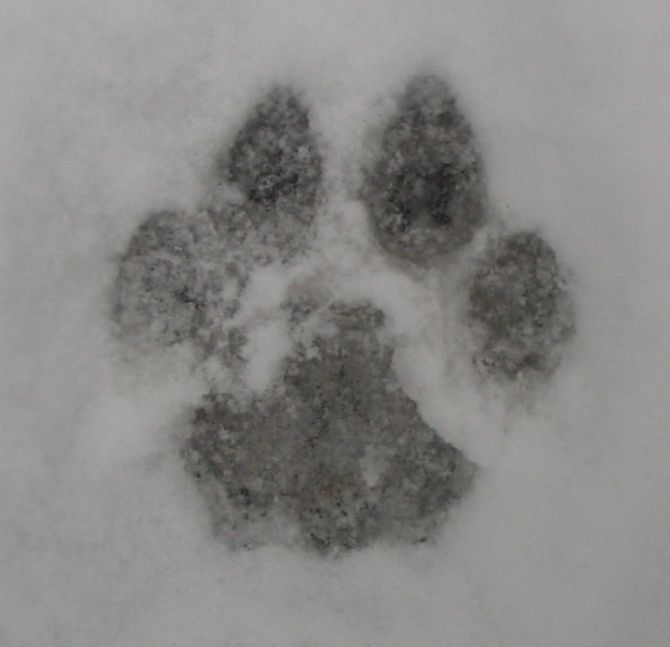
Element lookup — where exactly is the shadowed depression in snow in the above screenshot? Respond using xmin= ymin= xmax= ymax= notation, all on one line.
xmin=112 ymin=74 xmax=575 ymax=555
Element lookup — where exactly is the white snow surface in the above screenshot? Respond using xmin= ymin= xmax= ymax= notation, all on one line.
xmin=2 ymin=1 xmax=670 ymax=646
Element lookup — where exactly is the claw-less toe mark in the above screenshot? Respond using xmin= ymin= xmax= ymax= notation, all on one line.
xmin=183 ymin=303 xmax=475 ymax=554
xmin=468 ymin=230 xmax=575 ymax=380
xmin=362 ymin=74 xmax=487 ymax=264
xmin=208 ymin=86 xmax=323 ymax=260
xmin=112 ymin=210 xmax=206 ymax=347
xmin=225 ymin=86 xmax=322 ymax=212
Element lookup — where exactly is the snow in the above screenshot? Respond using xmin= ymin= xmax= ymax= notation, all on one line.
xmin=2 ymin=0 xmax=670 ymax=646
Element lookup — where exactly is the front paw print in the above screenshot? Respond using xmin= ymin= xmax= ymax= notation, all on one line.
xmin=111 ymin=74 xmax=575 ymax=556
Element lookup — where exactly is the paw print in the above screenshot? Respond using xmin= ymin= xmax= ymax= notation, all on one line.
xmin=112 ymin=75 xmax=575 ymax=555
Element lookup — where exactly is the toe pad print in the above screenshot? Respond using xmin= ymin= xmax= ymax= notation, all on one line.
xmin=363 ymin=75 xmax=486 ymax=263
xmin=183 ymin=303 xmax=475 ymax=553
xmin=468 ymin=231 xmax=575 ymax=380
xmin=226 ymin=87 xmax=322 ymax=211
xmin=112 ymin=210 xmax=206 ymax=347
xmin=112 ymin=209 xmax=245 ymax=351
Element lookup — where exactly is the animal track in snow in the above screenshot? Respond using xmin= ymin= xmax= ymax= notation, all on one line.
xmin=112 ymin=75 xmax=575 ymax=555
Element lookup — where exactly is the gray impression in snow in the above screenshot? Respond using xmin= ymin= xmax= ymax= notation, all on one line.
xmin=361 ymin=74 xmax=487 ymax=264
xmin=223 ymin=86 xmax=322 ymax=211
xmin=111 ymin=86 xmax=323 ymax=351
xmin=467 ymin=230 xmax=575 ymax=381
xmin=110 ymin=73 xmax=576 ymax=556
xmin=112 ymin=209 xmax=207 ymax=348
xmin=182 ymin=303 xmax=475 ymax=554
